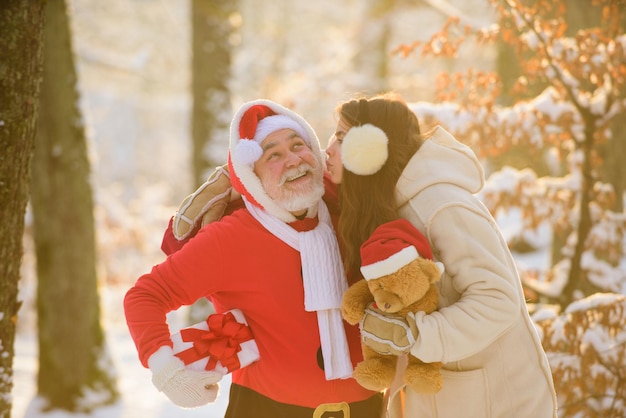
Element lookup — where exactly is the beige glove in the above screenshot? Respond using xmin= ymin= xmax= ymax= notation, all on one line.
xmin=173 ymin=165 xmax=233 ymax=240
xmin=360 ymin=304 xmax=419 ymax=356
xmin=148 ymin=346 xmax=222 ymax=408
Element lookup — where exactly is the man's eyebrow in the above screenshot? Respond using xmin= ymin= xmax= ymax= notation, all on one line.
xmin=262 ymin=141 xmax=277 ymax=152
xmin=261 ymin=132 xmax=301 ymax=152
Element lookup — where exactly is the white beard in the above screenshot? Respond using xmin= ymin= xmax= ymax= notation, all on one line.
xmin=275 ymin=180 xmax=325 ymax=213
xmin=263 ymin=162 xmax=325 ymax=214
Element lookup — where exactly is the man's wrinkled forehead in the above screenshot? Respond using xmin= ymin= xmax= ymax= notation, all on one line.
xmin=260 ymin=130 xmax=309 ymax=153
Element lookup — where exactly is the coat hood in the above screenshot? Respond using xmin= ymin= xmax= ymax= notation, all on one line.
xmin=395 ymin=126 xmax=485 ymax=207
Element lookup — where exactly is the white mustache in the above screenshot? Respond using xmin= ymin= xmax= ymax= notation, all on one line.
xmin=280 ymin=164 xmax=314 ymax=185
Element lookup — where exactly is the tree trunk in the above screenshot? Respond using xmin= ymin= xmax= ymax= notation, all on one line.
xmin=191 ymin=0 xmax=237 ymax=185
xmin=560 ymin=111 xmax=596 ymax=308
xmin=0 ymin=2 xmax=46 ymax=418
xmin=187 ymin=0 xmax=238 ymax=322
xmin=352 ymin=0 xmax=394 ymax=95
xmin=30 ymin=0 xmax=117 ymax=411
xmin=566 ymin=0 xmax=625 ymax=214
xmin=601 ymin=117 xmax=625 ymax=213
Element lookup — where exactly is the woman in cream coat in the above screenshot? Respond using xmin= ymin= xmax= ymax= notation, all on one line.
xmin=325 ymin=93 xmax=558 ymax=418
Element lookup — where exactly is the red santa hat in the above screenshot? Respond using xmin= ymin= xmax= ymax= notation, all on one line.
xmin=360 ymin=219 xmax=442 ymax=280
xmin=227 ymin=99 xmax=323 ymax=222
xmin=235 ymin=106 xmax=311 ymax=165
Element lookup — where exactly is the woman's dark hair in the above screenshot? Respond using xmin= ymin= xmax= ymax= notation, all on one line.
xmin=337 ymin=92 xmax=424 ymax=276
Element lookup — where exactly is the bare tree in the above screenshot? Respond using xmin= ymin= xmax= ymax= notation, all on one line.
xmin=29 ymin=0 xmax=117 ymax=412
xmin=186 ymin=1 xmax=239 ymax=322
xmin=0 ymin=2 xmax=46 ymax=417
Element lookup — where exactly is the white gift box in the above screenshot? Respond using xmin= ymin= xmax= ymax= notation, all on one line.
xmin=171 ymin=308 xmax=260 ymax=376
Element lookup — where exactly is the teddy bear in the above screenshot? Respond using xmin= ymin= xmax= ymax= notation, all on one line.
xmin=341 ymin=218 xmax=444 ymax=395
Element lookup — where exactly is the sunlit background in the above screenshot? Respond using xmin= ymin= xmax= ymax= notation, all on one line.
xmin=10 ymin=0 xmax=626 ymax=417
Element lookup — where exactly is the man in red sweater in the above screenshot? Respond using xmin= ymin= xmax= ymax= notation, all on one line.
xmin=124 ymin=99 xmax=381 ymax=417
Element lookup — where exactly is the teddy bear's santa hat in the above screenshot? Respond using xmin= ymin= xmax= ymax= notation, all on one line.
xmin=360 ymin=219 xmax=442 ymax=280
xmin=227 ymin=99 xmax=323 ymax=223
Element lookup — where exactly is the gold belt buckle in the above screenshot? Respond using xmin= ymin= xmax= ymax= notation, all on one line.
xmin=313 ymin=401 xmax=350 ymax=418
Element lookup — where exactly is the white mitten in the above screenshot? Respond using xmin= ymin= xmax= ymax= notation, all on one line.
xmin=148 ymin=346 xmax=222 ymax=408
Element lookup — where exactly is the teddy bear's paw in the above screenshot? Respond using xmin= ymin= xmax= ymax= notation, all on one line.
xmin=340 ymin=305 xmax=364 ymax=325
xmin=404 ymin=365 xmax=443 ymax=394
xmin=353 ymin=359 xmax=396 ymax=391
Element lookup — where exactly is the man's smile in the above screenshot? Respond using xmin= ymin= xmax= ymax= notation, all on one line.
xmin=285 ymin=171 xmax=308 ymax=183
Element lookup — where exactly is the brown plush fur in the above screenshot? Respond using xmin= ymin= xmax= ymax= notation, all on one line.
xmin=342 ymin=257 xmax=443 ymax=394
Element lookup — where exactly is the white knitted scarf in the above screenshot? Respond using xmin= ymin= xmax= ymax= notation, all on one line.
xmin=244 ymin=197 xmax=353 ymax=380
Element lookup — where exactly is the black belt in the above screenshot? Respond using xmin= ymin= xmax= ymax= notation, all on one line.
xmin=225 ymin=383 xmax=383 ymax=418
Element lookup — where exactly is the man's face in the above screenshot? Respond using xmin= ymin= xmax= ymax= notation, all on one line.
xmin=254 ymin=128 xmax=324 ymax=215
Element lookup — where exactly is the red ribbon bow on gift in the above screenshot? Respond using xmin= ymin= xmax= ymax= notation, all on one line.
xmin=175 ymin=311 xmax=254 ymax=373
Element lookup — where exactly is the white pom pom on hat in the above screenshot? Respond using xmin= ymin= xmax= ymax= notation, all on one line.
xmin=235 ymin=139 xmax=264 ymax=165
xmin=341 ymin=123 xmax=389 ymax=175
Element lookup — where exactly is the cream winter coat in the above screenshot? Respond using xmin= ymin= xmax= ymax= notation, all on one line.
xmin=386 ymin=126 xmax=558 ymax=418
